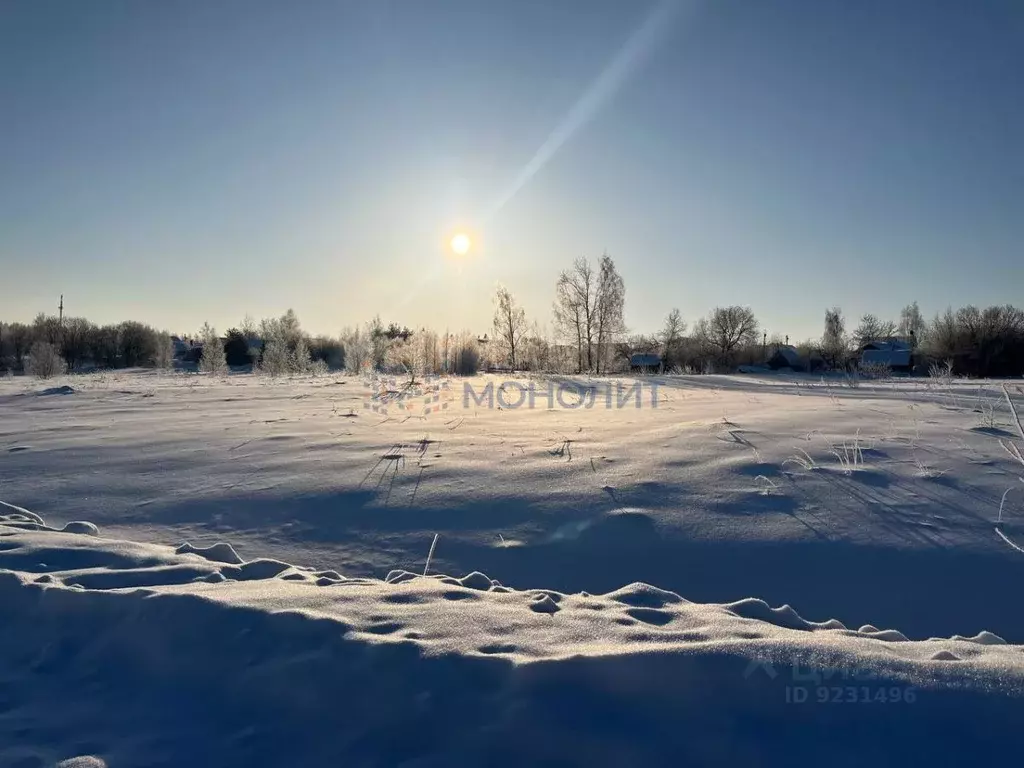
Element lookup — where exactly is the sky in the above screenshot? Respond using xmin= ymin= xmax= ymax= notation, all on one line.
xmin=2 ymin=0 xmax=1022 ymax=341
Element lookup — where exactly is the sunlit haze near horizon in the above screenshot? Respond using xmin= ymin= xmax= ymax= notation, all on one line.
xmin=2 ymin=0 xmax=1022 ymax=341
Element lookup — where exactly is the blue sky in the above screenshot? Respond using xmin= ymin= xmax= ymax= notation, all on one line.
xmin=2 ymin=0 xmax=1021 ymax=341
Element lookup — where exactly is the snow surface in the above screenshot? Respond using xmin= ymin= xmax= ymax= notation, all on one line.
xmin=2 ymin=508 xmax=1023 ymax=766
xmin=2 ymin=371 xmax=1024 ymax=764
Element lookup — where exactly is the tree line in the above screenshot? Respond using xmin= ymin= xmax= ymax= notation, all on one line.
xmin=0 ymin=315 xmax=175 ymax=377
xmin=3 ymin=274 xmax=1022 ymax=378
xmin=817 ymin=302 xmax=1024 ymax=378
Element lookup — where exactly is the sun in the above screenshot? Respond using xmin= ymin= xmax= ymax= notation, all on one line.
xmin=450 ymin=232 xmax=471 ymax=256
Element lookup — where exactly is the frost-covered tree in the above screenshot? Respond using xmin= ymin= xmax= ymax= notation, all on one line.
xmin=26 ymin=341 xmax=66 ymax=379
xmin=593 ymin=254 xmax=626 ymax=374
xmin=198 ymin=323 xmax=227 ymax=374
xmin=368 ymin=316 xmax=390 ymax=371
xmin=259 ymin=339 xmax=290 ymax=375
xmin=290 ymin=335 xmax=312 ymax=373
xmin=240 ymin=314 xmax=262 ymax=366
xmin=412 ymin=328 xmax=441 ymax=376
xmin=153 ymin=333 xmax=175 ymax=370
xmin=822 ymin=307 xmax=847 ymax=367
xmin=660 ymin=309 xmax=686 ymax=368
xmin=899 ymin=301 xmax=926 ymax=344
xmin=492 ymin=286 xmax=527 ymax=370
xmin=341 ymin=325 xmax=369 ymax=373
xmin=255 ymin=309 xmax=313 ymax=375
xmin=853 ymin=314 xmax=897 ymax=348
xmin=553 ymin=261 xmax=589 ymax=373
xmin=521 ymin=323 xmax=552 ymax=372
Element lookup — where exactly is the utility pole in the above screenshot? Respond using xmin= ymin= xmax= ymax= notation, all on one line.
xmin=58 ymin=294 xmax=64 ymax=344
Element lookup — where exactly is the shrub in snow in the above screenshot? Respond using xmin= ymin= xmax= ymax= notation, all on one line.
xmin=26 ymin=341 xmax=66 ymax=379
xmin=858 ymin=361 xmax=892 ymax=380
xmin=198 ymin=323 xmax=228 ymax=374
xmin=928 ymin=359 xmax=954 ymax=385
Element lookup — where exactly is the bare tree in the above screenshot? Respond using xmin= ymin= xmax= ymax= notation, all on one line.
xmin=60 ymin=317 xmax=93 ymax=371
xmin=853 ymin=314 xmax=897 ymax=348
xmin=924 ymin=308 xmax=957 ymax=362
xmin=553 ymin=255 xmax=626 ymax=373
xmin=593 ymin=254 xmax=626 ymax=373
xmin=7 ymin=323 xmax=32 ymax=371
xmin=660 ymin=308 xmax=686 ymax=368
xmin=553 ymin=258 xmax=593 ymax=373
xmin=33 ymin=313 xmax=61 ymax=345
xmin=695 ymin=306 xmax=759 ymax=365
xmin=492 ymin=286 xmax=528 ymax=370
xmin=822 ymin=307 xmax=847 ymax=368
xmin=119 ymin=321 xmax=157 ymax=367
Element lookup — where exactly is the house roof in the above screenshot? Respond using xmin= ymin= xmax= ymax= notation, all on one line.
xmin=860 ymin=339 xmax=912 ymax=352
xmin=770 ymin=345 xmax=803 ymax=366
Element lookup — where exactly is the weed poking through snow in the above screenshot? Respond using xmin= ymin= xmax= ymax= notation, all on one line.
xmin=782 ymin=448 xmax=817 ymax=472
xmin=994 ymin=385 xmax=1024 ymax=553
xmin=827 ymin=430 xmax=865 ymax=474
xmin=423 ymin=533 xmax=439 ymax=576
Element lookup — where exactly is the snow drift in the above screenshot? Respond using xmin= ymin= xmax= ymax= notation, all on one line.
xmin=2 ymin=505 xmax=1022 ymax=767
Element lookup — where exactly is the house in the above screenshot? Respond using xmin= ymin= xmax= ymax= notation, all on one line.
xmin=766 ymin=345 xmax=805 ymax=372
xmin=170 ymin=336 xmax=190 ymax=358
xmin=859 ymin=339 xmax=913 ymax=372
xmin=629 ymin=353 xmax=662 ymax=374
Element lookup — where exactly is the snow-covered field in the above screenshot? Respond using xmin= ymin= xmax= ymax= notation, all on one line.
xmin=2 ymin=370 xmax=1023 ymax=766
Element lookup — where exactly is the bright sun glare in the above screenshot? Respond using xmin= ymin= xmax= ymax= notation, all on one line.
xmin=450 ymin=233 xmax=471 ymax=256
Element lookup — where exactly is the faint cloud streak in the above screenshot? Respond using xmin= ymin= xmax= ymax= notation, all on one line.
xmin=482 ymin=0 xmax=692 ymax=223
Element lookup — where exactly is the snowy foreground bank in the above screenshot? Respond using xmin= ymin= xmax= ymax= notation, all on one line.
xmin=2 ymin=503 xmax=1022 ymax=767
